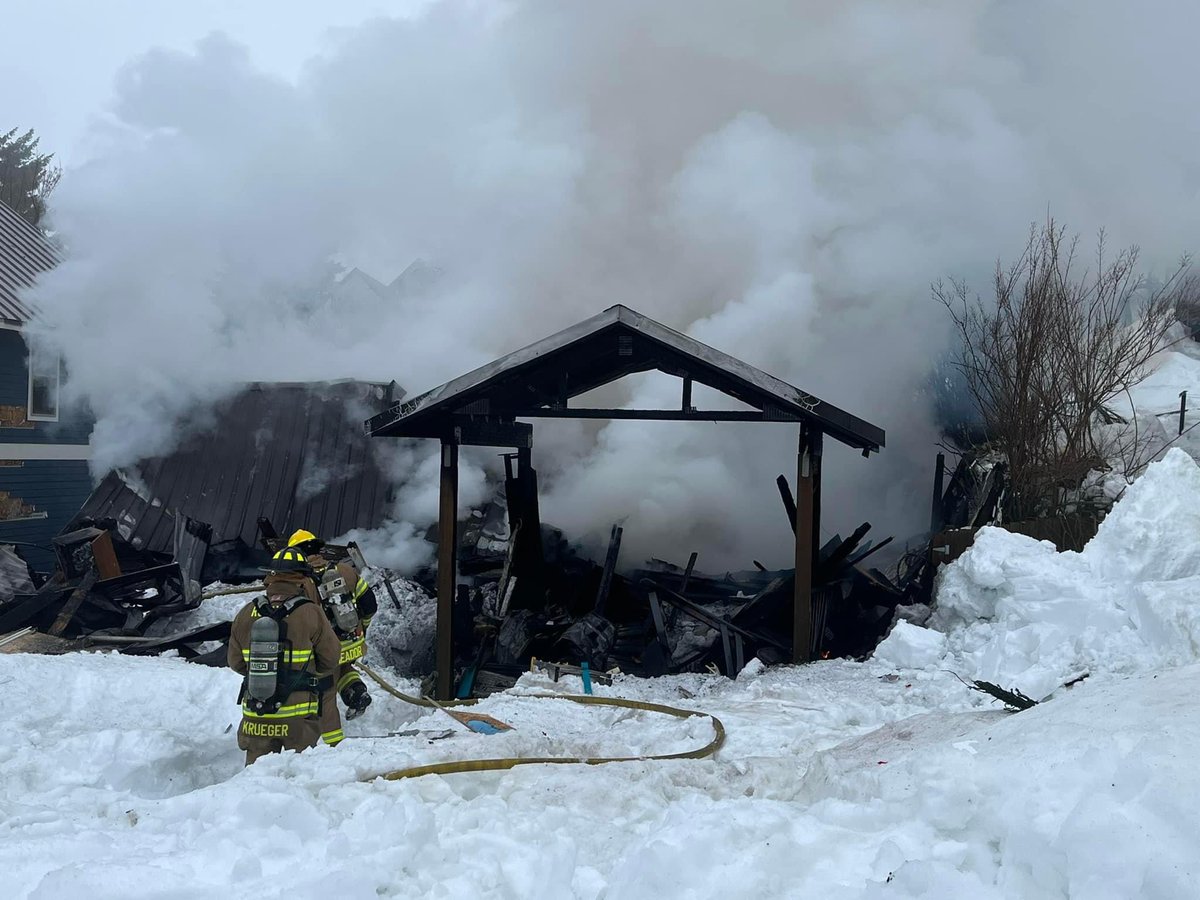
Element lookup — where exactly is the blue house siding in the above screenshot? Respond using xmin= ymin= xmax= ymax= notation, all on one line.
xmin=0 ymin=328 xmax=92 ymax=445
xmin=0 ymin=459 xmax=92 ymax=572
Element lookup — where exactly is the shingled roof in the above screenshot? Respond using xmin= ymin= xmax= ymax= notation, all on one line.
xmin=0 ymin=199 xmax=58 ymax=326
xmin=367 ymin=304 xmax=885 ymax=452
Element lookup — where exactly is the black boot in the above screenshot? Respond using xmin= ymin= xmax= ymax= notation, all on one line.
xmin=342 ymin=680 xmax=372 ymax=720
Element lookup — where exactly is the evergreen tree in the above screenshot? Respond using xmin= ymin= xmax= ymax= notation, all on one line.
xmin=0 ymin=128 xmax=61 ymax=227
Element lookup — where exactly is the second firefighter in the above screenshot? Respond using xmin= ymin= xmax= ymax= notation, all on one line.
xmin=287 ymin=529 xmax=378 ymax=729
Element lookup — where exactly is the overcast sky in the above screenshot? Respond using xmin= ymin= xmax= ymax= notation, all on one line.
xmin=1 ymin=0 xmax=432 ymax=164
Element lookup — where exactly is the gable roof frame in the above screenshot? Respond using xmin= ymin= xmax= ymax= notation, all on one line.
xmin=365 ymin=304 xmax=884 ymax=453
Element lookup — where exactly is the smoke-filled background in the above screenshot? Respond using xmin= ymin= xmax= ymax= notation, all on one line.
xmin=18 ymin=0 xmax=1200 ymax=570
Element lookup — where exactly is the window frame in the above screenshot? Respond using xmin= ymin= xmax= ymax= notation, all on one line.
xmin=26 ymin=346 xmax=61 ymax=423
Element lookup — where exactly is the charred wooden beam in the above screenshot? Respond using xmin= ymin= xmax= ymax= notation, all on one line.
xmin=645 ymin=581 xmax=789 ymax=653
xmin=817 ymin=522 xmax=871 ymax=580
xmin=594 ymin=524 xmax=623 ymax=614
xmin=680 ymin=551 xmax=698 ymax=596
xmin=847 ymin=535 xmax=894 ymax=568
xmin=776 ymin=474 xmax=797 ymax=535
xmin=503 ymin=448 xmax=545 ymax=611
xmin=49 ymin=569 xmax=99 ymax=637
xmin=931 ymin=452 xmax=946 ymax=532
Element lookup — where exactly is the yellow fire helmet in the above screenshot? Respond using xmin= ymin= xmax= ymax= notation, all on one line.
xmin=288 ymin=529 xmax=320 ymax=547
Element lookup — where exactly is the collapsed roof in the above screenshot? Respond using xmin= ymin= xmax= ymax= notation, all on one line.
xmin=69 ymin=380 xmax=402 ymax=555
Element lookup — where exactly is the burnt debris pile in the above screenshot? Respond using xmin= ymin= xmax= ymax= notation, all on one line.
xmin=0 ymin=517 xmax=225 ymax=659
xmin=411 ymin=456 xmax=925 ymax=698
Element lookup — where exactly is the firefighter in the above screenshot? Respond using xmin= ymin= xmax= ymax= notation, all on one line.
xmin=227 ymin=548 xmax=342 ymax=765
xmin=287 ymin=529 xmax=378 ymax=724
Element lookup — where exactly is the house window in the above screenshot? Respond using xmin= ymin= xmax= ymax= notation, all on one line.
xmin=27 ymin=347 xmax=60 ymax=422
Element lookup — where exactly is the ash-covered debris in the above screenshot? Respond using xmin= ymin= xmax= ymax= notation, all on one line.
xmin=0 ymin=516 xmax=225 ymax=660
xmin=0 ymin=506 xmax=436 ymax=677
xmin=412 ymin=463 xmax=921 ymax=698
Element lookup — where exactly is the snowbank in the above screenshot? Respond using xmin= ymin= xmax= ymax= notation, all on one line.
xmin=878 ymin=448 xmax=1200 ymax=699
xmin=4 ymin=648 xmax=1200 ymax=898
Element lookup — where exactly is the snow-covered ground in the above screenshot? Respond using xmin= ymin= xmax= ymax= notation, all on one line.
xmin=8 ymin=356 xmax=1200 ymax=898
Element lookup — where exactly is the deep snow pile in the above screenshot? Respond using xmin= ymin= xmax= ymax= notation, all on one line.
xmin=6 ymin=458 xmax=1200 ymax=897
xmin=876 ymin=448 xmax=1200 ymax=699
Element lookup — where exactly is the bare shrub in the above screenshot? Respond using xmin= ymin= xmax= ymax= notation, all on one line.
xmin=937 ymin=220 xmax=1195 ymax=521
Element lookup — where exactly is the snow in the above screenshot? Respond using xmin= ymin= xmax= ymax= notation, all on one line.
xmin=8 ymin=391 xmax=1200 ymax=896
xmin=928 ymin=448 xmax=1200 ymax=699
xmin=872 ymin=620 xmax=947 ymax=669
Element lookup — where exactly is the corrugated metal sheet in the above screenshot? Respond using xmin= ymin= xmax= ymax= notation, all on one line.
xmin=67 ymin=381 xmax=403 ymax=554
xmin=0 ymin=199 xmax=58 ymax=326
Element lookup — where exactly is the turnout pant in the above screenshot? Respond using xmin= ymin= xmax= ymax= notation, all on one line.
xmin=239 ymin=714 xmax=321 ymax=766
xmin=318 ymin=685 xmax=344 ymax=747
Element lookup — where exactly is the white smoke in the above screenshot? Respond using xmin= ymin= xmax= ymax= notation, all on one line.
xmin=25 ymin=0 xmax=1200 ymax=571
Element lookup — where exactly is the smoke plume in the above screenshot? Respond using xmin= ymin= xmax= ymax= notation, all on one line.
xmin=26 ymin=0 xmax=1200 ymax=570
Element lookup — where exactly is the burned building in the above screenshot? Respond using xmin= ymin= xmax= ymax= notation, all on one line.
xmin=366 ymin=304 xmax=888 ymax=698
xmin=0 ymin=380 xmax=404 ymax=655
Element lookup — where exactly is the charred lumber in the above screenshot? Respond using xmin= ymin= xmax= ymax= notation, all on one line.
xmin=48 ymin=569 xmax=99 ymax=636
xmin=594 ymin=524 xmax=623 ymax=614
xmin=931 ymin=452 xmax=946 ymax=532
xmin=646 ymin=582 xmax=789 ymax=653
xmin=553 ymin=612 xmax=617 ymax=669
xmin=817 ymin=522 xmax=872 ymax=580
xmin=680 ymin=552 xmax=698 ymax=595
xmin=0 ymin=572 xmax=65 ymax=634
xmin=970 ymin=679 xmax=1037 ymax=711
xmin=846 ymin=536 xmax=894 ymax=568
xmin=776 ymin=475 xmax=797 ymax=535
xmin=83 ymin=621 xmax=232 ymax=658
xmin=502 ymin=449 xmax=546 ymax=611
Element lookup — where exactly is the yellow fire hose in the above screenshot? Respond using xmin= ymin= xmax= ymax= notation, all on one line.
xmin=354 ymin=662 xmax=726 ymax=782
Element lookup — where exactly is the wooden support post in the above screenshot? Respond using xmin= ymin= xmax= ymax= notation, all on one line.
xmin=1181 ymin=390 xmax=1188 ymax=436
xmin=811 ymin=429 xmax=823 ymax=575
xmin=682 ymin=376 xmax=693 ymax=412
xmin=931 ymin=452 xmax=946 ymax=532
xmin=793 ymin=428 xmax=815 ymax=663
xmin=436 ymin=438 xmax=459 ymax=700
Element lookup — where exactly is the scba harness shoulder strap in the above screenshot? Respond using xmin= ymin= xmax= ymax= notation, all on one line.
xmin=243 ymin=595 xmax=322 ymax=715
